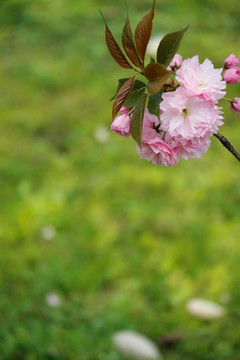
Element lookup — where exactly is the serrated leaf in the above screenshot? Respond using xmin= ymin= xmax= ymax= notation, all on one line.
xmin=145 ymin=63 xmax=170 ymax=94
xmin=124 ymin=86 xmax=146 ymax=108
xmin=134 ymin=0 xmax=155 ymax=64
xmin=131 ymin=93 xmax=148 ymax=148
xmin=110 ymin=78 xmax=130 ymax=101
xmin=148 ymin=89 xmax=163 ymax=119
xmin=156 ymin=26 xmax=189 ymax=67
xmin=122 ymin=12 xmax=143 ymax=69
xmin=111 ymin=79 xmax=146 ymax=101
xmin=112 ymin=76 xmax=136 ymax=119
xmin=129 ymin=79 xmax=146 ymax=90
xmin=100 ymin=11 xmax=133 ymax=69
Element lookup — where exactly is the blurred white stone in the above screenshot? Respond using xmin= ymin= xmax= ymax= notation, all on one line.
xmin=40 ymin=225 xmax=56 ymax=241
xmin=94 ymin=126 xmax=109 ymax=143
xmin=45 ymin=292 xmax=61 ymax=307
xmin=112 ymin=330 xmax=162 ymax=360
xmin=147 ymin=34 xmax=164 ymax=57
xmin=186 ymin=298 xmax=226 ymax=320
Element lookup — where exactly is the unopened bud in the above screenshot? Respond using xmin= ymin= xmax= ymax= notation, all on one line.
xmin=167 ymin=54 xmax=182 ymax=71
xmin=111 ymin=108 xmax=131 ymax=137
xmin=224 ymin=54 xmax=240 ymax=68
xmin=223 ymin=67 xmax=240 ymax=84
xmin=230 ymin=97 xmax=240 ymax=114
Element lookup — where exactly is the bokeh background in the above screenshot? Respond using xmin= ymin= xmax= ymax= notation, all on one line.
xmin=0 ymin=0 xmax=240 ymax=359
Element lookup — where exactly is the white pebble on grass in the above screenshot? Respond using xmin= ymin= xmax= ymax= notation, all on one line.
xmin=40 ymin=225 xmax=56 ymax=241
xmin=45 ymin=293 xmax=61 ymax=308
xmin=186 ymin=298 xmax=226 ymax=320
xmin=112 ymin=330 xmax=162 ymax=360
xmin=94 ymin=126 xmax=109 ymax=144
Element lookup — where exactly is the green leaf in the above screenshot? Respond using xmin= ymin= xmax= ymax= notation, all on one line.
xmin=124 ymin=87 xmax=146 ymax=108
xmin=150 ymin=56 xmax=155 ymax=63
xmin=156 ymin=26 xmax=189 ymax=67
xmin=131 ymin=93 xmax=148 ymax=148
xmin=124 ymin=80 xmax=146 ymax=107
xmin=148 ymin=89 xmax=163 ymax=119
xmin=111 ymin=79 xmax=146 ymax=101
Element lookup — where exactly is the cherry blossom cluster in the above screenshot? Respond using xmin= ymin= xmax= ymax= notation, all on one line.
xmin=111 ymin=53 xmax=240 ymax=166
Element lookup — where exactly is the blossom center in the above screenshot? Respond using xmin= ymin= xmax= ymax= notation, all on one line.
xmin=182 ymin=108 xmax=188 ymax=116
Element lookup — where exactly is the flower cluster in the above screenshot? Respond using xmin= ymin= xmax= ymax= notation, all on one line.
xmin=103 ymin=1 xmax=240 ymax=165
xmin=111 ymin=53 xmax=240 ymax=166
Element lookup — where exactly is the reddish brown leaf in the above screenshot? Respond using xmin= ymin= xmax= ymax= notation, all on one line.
xmin=100 ymin=11 xmax=133 ymax=69
xmin=122 ymin=15 xmax=143 ymax=69
xmin=134 ymin=0 xmax=155 ymax=64
xmin=112 ymin=76 xmax=136 ymax=119
xmin=145 ymin=63 xmax=170 ymax=94
xmin=145 ymin=63 xmax=169 ymax=81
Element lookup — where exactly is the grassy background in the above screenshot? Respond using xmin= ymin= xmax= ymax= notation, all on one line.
xmin=0 ymin=0 xmax=240 ymax=359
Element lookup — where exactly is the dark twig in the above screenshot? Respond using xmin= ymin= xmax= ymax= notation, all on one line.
xmin=214 ymin=132 xmax=240 ymax=162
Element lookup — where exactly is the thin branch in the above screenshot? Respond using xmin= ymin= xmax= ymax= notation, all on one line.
xmin=214 ymin=132 xmax=240 ymax=162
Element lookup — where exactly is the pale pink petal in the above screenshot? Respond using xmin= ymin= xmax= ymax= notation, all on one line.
xmin=176 ymin=56 xmax=226 ymax=104
xmin=137 ymin=135 xmax=179 ymax=167
xmin=160 ymin=87 xmax=224 ymax=140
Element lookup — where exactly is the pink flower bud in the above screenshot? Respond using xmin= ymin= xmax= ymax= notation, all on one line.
xmin=224 ymin=54 xmax=240 ymax=68
xmin=119 ymin=106 xmax=131 ymax=115
xmin=230 ymin=97 xmax=240 ymax=114
xmin=223 ymin=67 xmax=240 ymax=84
xmin=111 ymin=113 xmax=131 ymax=137
xmin=167 ymin=54 xmax=182 ymax=71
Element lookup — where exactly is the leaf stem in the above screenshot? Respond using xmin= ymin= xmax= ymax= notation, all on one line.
xmin=223 ymin=97 xmax=232 ymax=102
xmin=128 ymin=107 xmax=135 ymax=115
xmin=214 ymin=132 xmax=240 ymax=162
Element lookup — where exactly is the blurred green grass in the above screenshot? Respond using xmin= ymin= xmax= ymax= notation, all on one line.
xmin=0 ymin=0 xmax=240 ymax=359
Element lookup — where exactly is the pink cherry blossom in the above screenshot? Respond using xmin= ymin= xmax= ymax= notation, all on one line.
xmin=176 ymin=55 xmax=226 ymax=104
xmin=140 ymin=108 xmax=160 ymax=138
xmin=167 ymin=54 xmax=182 ymax=71
xmin=160 ymin=87 xmax=224 ymax=139
xmin=172 ymin=137 xmax=211 ymax=160
xmin=223 ymin=67 xmax=240 ymax=84
xmin=224 ymin=54 xmax=240 ymax=68
xmin=137 ymin=135 xmax=179 ymax=167
xmin=111 ymin=111 xmax=131 ymax=137
xmin=230 ymin=97 xmax=240 ymax=114
xmin=135 ymin=108 xmax=179 ymax=167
